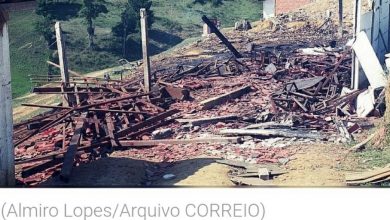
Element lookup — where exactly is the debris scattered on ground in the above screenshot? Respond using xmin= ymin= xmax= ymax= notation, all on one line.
xmin=216 ymin=160 xmax=287 ymax=186
xmin=14 ymin=8 xmax=387 ymax=186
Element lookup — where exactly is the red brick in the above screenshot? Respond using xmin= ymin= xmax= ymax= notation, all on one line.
xmin=275 ymin=0 xmax=313 ymax=15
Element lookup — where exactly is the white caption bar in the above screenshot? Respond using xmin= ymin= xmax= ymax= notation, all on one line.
xmin=0 ymin=188 xmax=388 ymax=220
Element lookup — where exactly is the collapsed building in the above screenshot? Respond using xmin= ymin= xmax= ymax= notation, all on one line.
xmin=1 ymin=0 xmax=389 ymax=186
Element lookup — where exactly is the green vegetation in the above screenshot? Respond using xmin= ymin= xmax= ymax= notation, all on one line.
xmin=8 ymin=10 xmax=50 ymax=98
xmin=79 ymin=0 xmax=108 ymax=49
xmin=356 ymin=148 xmax=390 ymax=168
xmin=112 ymin=0 xmax=154 ymax=58
xmin=8 ymin=0 xmax=263 ymax=98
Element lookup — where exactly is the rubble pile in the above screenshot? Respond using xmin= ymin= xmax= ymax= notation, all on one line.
xmin=14 ymin=14 xmax=385 ymax=186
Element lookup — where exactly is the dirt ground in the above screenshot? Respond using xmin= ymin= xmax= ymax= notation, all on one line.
xmin=38 ymin=142 xmax=361 ymax=187
xmin=154 ymin=143 xmax=358 ymax=187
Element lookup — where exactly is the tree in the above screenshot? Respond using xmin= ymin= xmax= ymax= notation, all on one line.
xmin=112 ymin=0 xmax=154 ymax=57
xmin=35 ymin=15 xmax=55 ymax=48
xmin=35 ymin=0 xmax=81 ymax=75
xmin=79 ymin=0 xmax=108 ymax=49
xmin=193 ymin=0 xmax=223 ymax=6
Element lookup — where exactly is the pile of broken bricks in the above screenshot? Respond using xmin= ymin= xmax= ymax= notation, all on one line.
xmin=13 ymin=15 xmax=387 ymax=186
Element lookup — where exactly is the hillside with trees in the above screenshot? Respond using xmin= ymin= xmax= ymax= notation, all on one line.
xmin=8 ymin=0 xmax=263 ymax=98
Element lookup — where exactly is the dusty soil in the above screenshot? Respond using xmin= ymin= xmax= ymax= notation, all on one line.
xmin=41 ymin=156 xmax=147 ymax=187
xmin=274 ymin=144 xmax=350 ymax=186
xmin=153 ymin=158 xmax=235 ymax=187
xmin=39 ymin=143 xmax=360 ymax=187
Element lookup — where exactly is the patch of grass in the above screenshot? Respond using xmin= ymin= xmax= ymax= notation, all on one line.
xmin=355 ymin=147 xmax=390 ymax=169
xmin=8 ymin=10 xmax=50 ymax=98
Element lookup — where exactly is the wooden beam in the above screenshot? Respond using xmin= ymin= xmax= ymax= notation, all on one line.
xmin=55 ymin=22 xmax=70 ymax=107
xmin=118 ymin=137 xmax=242 ymax=147
xmin=88 ymin=108 xmax=151 ymax=115
xmin=47 ymin=60 xmax=82 ymax=77
xmin=220 ymin=128 xmax=326 ymax=140
xmin=338 ymin=0 xmax=344 ymax=37
xmin=176 ymin=115 xmax=238 ymax=126
xmin=55 ymin=22 xmax=69 ymax=84
xmin=0 ymin=19 xmax=15 ymax=186
xmin=140 ymin=8 xmax=152 ymax=93
xmin=21 ymin=103 xmax=71 ymax=109
xmin=202 ymin=15 xmax=243 ymax=58
xmin=60 ymin=115 xmax=86 ymax=181
xmin=115 ymin=109 xmax=180 ymax=138
xmin=200 ymin=86 xmax=251 ymax=110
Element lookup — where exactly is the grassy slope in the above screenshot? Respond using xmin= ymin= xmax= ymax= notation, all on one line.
xmin=8 ymin=10 xmax=50 ymax=98
xmin=8 ymin=0 xmax=263 ymax=98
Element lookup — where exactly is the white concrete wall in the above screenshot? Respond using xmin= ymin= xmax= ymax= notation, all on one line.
xmin=0 ymin=21 xmax=14 ymax=186
xmin=263 ymin=0 xmax=275 ymax=19
xmin=353 ymin=0 xmax=390 ymax=89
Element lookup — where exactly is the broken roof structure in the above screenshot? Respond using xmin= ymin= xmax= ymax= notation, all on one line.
xmin=6 ymin=0 xmax=390 ymax=187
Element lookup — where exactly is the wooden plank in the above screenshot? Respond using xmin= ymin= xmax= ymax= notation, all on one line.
xmin=88 ymin=108 xmax=151 ymax=115
xmin=22 ymin=103 xmax=71 ymax=109
xmin=55 ymin=22 xmax=70 ymax=107
xmin=346 ymin=171 xmax=390 ymax=185
xmin=55 ymin=22 xmax=69 ymax=84
xmin=200 ymin=86 xmax=251 ymax=110
xmin=176 ymin=115 xmax=238 ymax=126
xmin=220 ymin=128 xmax=326 ymax=140
xmin=21 ymin=157 xmax=63 ymax=178
xmin=115 ymin=109 xmax=180 ymax=138
xmin=346 ymin=166 xmax=390 ymax=181
xmin=105 ymin=113 xmax=118 ymax=147
xmin=371 ymin=175 xmax=390 ymax=184
xmin=75 ymin=93 xmax=150 ymax=111
xmin=338 ymin=0 xmax=343 ymax=37
xmin=93 ymin=114 xmax=101 ymax=138
xmin=245 ymin=122 xmax=293 ymax=130
xmin=33 ymin=86 xmax=113 ymax=93
xmin=60 ymin=116 xmax=86 ymax=181
xmin=202 ymin=15 xmax=242 ymax=58
xmin=126 ymin=119 xmax=175 ymax=139
xmin=118 ymin=137 xmax=242 ymax=147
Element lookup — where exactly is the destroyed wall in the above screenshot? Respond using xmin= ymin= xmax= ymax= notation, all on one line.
xmin=359 ymin=0 xmax=390 ymax=64
xmin=275 ymin=0 xmax=313 ymax=14
xmin=353 ymin=0 xmax=390 ymax=89
xmin=263 ymin=0 xmax=276 ymax=19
